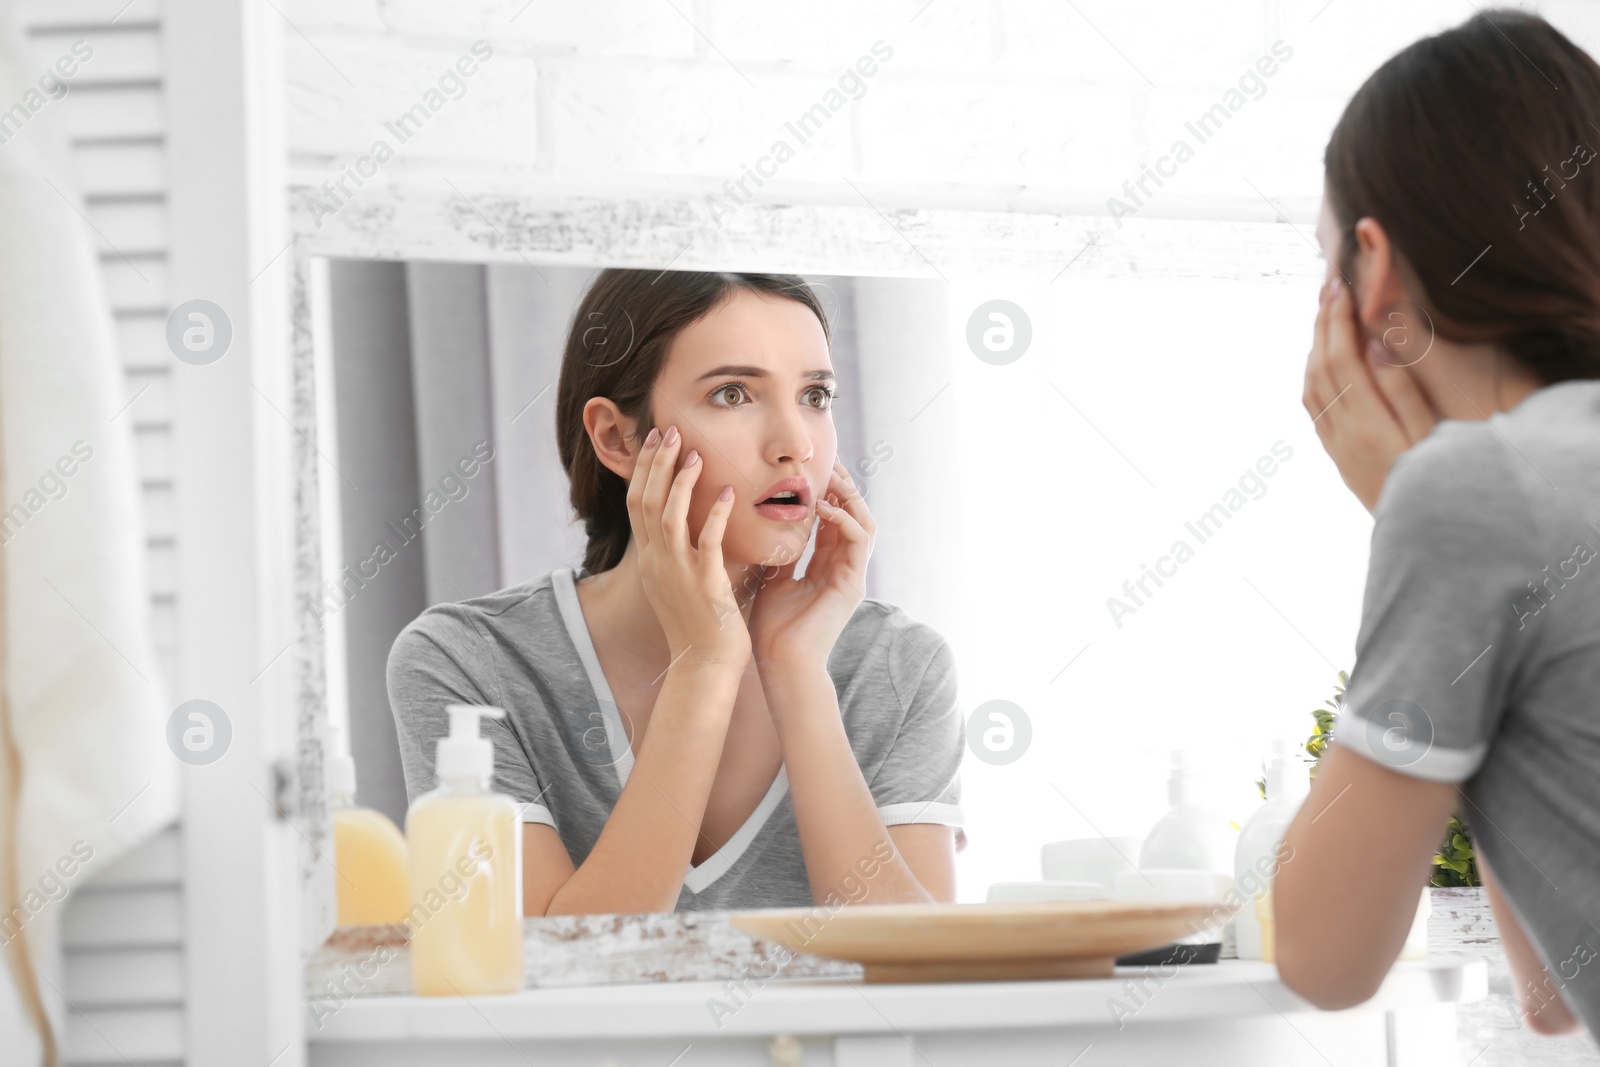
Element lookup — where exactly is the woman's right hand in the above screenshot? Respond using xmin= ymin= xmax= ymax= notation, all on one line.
xmin=1303 ymin=275 xmax=1438 ymax=513
xmin=626 ymin=424 xmax=750 ymax=670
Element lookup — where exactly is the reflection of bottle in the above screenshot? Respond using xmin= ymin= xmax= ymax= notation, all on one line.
xmin=1398 ymin=886 xmax=1431 ymax=960
xmin=330 ymin=749 xmax=410 ymax=926
xmin=1257 ymin=887 xmax=1277 ymax=963
xmin=1140 ymin=750 xmax=1236 ymax=874
xmin=407 ymin=705 xmax=523 ymax=996
xmin=1234 ymin=741 xmax=1309 ymax=960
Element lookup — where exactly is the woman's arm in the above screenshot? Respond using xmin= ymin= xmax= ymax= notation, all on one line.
xmin=747 ymin=458 xmax=955 ymax=905
xmin=1276 ymin=743 xmax=1583 ymax=1033
xmin=520 ymin=653 xmax=958 ymax=915
xmin=524 ymin=425 xmax=752 ymax=916
xmin=759 ymin=657 xmax=953 ymax=904
xmin=524 ymin=659 xmax=744 ymax=916
xmin=1274 ymin=743 xmax=1457 ymax=1008
xmin=1479 ymin=851 xmax=1582 ymax=1035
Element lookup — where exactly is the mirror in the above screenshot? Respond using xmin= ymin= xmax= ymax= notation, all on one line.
xmin=305 ymin=246 xmax=1368 ymax=923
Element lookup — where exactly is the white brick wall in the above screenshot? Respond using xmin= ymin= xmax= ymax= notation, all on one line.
xmin=278 ymin=0 xmax=1600 ymax=221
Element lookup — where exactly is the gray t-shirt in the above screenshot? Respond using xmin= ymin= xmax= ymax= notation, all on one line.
xmin=386 ymin=566 xmax=965 ymax=912
xmin=1333 ymin=379 xmax=1600 ymax=1033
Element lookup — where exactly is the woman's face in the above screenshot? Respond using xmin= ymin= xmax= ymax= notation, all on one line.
xmin=644 ymin=289 xmax=837 ymax=569
xmin=1314 ymin=195 xmax=1344 ymax=294
xmin=1315 ymin=194 xmax=1378 ymax=353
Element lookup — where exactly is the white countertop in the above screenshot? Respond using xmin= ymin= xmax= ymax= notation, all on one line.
xmin=308 ymin=957 xmax=1487 ymax=1042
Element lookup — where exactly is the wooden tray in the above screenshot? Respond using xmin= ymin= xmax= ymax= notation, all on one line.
xmin=730 ymin=899 xmax=1232 ymax=983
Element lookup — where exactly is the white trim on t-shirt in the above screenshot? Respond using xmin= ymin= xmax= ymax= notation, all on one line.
xmin=517 ymin=803 xmax=556 ymax=828
xmin=877 ymin=801 xmax=965 ymax=827
xmin=1331 ymin=721 xmax=1488 ymax=783
xmin=550 ymin=566 xmax=792 ymax=895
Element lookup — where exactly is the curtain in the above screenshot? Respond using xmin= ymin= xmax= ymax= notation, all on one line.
xmin=0 ymin=9 xmax=177 ymax=1063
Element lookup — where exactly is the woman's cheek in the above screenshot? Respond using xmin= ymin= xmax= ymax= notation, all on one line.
xmin=683 ymin=475 xmax=716 ymax=548
xmin=684 ymin=461 xmax=744 ymax=552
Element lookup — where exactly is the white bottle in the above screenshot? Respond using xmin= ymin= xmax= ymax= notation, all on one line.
xmin=1233 ymin=740 xmax=1310 ymax=960
xmin=406 ymin=705 xmax=524 ymax=996
xmin=329 ymin=744 xmax=410 ymax=927
xmin=1139 ymin=750 xmax=1237 ymax=874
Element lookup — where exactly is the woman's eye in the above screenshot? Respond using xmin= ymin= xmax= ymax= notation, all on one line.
xmin=805 ymin=386 xmax=836 ymax=411
xmin=712 ymin=383 xmax=750 ymax=407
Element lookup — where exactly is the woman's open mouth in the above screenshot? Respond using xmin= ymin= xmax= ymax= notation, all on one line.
xmin=753 ymin=477 xmax=811 ymax=522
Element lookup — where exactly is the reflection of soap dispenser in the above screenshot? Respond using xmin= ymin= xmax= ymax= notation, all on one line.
xmin=329 ymin=739 xmax=411 ymax=926
xmin=407 ymin=705 xmax=523 ymax=996
xmin=1139 ymin=750 xmax=1236 ymax=874
xmin=1234 ymin=740 xmax=1309 ymax=960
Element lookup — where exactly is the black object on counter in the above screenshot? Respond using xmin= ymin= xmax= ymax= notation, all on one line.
xmin=1115 ymin=940 xmax=1221 ymax=967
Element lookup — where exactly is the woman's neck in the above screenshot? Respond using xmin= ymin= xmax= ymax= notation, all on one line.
xmin=574 ymin=541 xmax=764 ymax=670
xmin=1417 ymin=342 xmax=1547 ymax=421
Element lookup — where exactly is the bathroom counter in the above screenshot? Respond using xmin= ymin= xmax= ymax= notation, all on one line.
xmin=306 ymin=956 xmax=1486 ymax=1066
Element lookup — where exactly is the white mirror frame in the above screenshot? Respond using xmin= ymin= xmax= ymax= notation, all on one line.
xmin=285 ymin=173 xmax=1318 ymax=952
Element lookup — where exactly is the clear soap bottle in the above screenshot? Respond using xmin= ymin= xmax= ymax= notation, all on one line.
xmin=329 ymin=747 xmax=411 ymax=927
xmin=1233 ymin=740 xmax=1309 ymax=960
xmin=406 ymin=705 xmax=524 ymax=996
xmin=1139 ymin=749 xmax=1237 ymax=874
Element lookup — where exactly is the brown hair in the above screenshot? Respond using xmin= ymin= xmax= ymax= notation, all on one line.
xmin=555 ymin=269 xmax=831 ymax=575
xmin=1324 ymin=8 xmax=1600 ymax=383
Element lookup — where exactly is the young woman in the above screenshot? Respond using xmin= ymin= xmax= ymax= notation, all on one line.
xmin=387 ymin=270 xmax=964 ymax=916
xmin=1275 ymin=10 xmax=1600 ymax=1040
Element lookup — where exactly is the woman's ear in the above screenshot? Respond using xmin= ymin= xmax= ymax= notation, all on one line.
xmin=583 ymin=397 xmax=641 ymax=481
xmin=1351 ymin=216 xmax=1410 ymax=332
xmin=1352 ymin=215 xmax=1432 ymax=368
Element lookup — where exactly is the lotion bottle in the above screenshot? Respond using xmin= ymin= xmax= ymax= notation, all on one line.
xmin=1139 ymin=750 xmax=1237 ymax=874
xmin=407 ymin=705 xmax=523 ymax=996
xmin=1233 ymin=740 xmax=1310 ymax=960
xmin=329 ymin=745 xmax=411 ymax=926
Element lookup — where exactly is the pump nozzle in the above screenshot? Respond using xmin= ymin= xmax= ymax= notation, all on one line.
xmin=1167 ymin=748 xmax=1209 ymax=806
xmin=437 ymin=705 xmax=505 ymax=781
xmin=326 ymin=727 xmax=356 ymax=800
xmin=1262 ymin=737 xmax=1310 ymax=801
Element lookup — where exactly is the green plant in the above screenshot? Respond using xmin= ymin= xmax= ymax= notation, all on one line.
xmin=1267 ymin=670 xmax=1478 ymax=887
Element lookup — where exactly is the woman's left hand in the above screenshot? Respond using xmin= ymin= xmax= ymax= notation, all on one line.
xmin=748 ymin=458 xmax=875 ymax=669
xmin=1303 ymin=275 xmax=1438 ymax=513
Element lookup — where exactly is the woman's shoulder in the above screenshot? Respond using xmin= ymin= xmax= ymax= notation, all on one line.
xmin=388 ymin=569 xmax=568 ymax=664
xmin=837 ymin=597 xmax=947 ymax=650
xmin=1383 ymin=381 xmax=1600 ymax=521
xmin=1376 ymin=417 xmax=1526 ymax=527
xmin=831 ymin=598 xmax=954 ymax=695
xmin=1372 ymin=415 xmax=1564 ymax=579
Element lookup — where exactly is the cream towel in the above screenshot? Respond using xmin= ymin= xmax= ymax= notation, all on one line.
xmin=0 ymin=8 xmax=179 ymax=1064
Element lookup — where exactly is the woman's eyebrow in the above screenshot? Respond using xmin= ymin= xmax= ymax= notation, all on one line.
xmin=696 ymin=364 xmax=836 ymax=383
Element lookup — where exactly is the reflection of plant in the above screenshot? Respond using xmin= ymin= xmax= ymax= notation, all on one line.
xmin=1304 ymin=671 xmax=1343 ymax=773
xmin=1255 ymin=673 xmax=1340 ymax=799
xmin=1432 ymin=817 xmax=1479 ymax=887
xmin=1280 ymin=670 xmax=1478 ymax=887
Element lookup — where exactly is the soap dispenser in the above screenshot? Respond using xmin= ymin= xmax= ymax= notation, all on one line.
xmin=1138 ymin=750 xmax=1236 ymax=874
xmin=407 ymin=705 xmax=524 ymax=996
xmin=328 ymin=738 xmax=411 ymax=927
xmin=1233 ymin=739 xmax=1310 ymax=961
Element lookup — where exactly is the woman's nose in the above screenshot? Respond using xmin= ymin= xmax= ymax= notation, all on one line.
xmin=766 ymin=410 xmax=814 ymax=465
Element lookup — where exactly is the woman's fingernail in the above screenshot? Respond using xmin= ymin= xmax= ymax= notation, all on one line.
xmin=684 ymin=449 xmax=699 ymax=466
xmin=663 ymin=425 xmax=679 ymax=447
xmin=719 ymin=485 xmax=734 ymax=501
xmin=644 ymin=427 xmax=660 ymax=448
